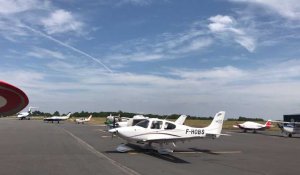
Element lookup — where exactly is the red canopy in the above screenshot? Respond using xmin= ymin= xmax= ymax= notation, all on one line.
xmin=0 ymin=81 xmax=29 ymax=116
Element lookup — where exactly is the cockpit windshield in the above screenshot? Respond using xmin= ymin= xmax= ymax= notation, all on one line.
xmin=135 ymin=119 xmax=149 ymax=128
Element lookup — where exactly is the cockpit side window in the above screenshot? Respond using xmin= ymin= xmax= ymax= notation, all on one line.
xmin=135 ymin=120 xmax=149 ymax=128
xmin=150 ymin=120 xmax=163 ymax=129
xmin=164 ymin=122 xmax=176 ymax=130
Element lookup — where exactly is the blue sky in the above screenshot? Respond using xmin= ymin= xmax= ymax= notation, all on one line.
xmin=1 ymin=0 xmax=300 ymax=119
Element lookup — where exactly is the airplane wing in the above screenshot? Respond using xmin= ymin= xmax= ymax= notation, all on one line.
xmin=143 ymin=133 xmax=230 ymax=143
xmin=272 ymin=120 xmax=300 ymax=124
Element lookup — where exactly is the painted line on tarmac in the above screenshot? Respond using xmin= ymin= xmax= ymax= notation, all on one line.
xmin=101 ymin=135 xmax=111 ymax=138
xmin=62 ymin=128 xmax=141 ymax=175
xmin=98 ymin=129 xmax=108 ymax=133
xmin=174 ymin=151 xmax=241 ymax=154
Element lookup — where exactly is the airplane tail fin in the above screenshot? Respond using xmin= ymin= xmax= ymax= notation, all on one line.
xmin=28 ymin=106 xmax=38 ymax=113
xmin=264 ymin=120 xmax=272 ymax=129
xmin=175 ymin=115 xmax=187 ymax=125
xmin=88 ymin=115 xmax=92 ymax=120
xmin=66 ymin=112 xmax=71 ymax=119
xmin=205 ymin=111 xmax=226 ymax=138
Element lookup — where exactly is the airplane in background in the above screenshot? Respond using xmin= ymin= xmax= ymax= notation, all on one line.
xmin=106 ymin=114 xmax=127 ymax=123
xmin=75 ymin=115 xmax=92 ymax=124
xmin=17 ymin=106 xmax=38 ymax=120
xmin=109 ymin=111 xmax=226 ymax=154
xmin=272 ymin=121 xmax=300 ymax=137
xmin=108 ymin=114 xmax=187 ymax=128
xmin=233 ymin=120 xmax=272 ymax=133
xmin=114 ymin=115 xmax=148 ymax=128
xmin=43 ymin=112 xmax=71 ymax=123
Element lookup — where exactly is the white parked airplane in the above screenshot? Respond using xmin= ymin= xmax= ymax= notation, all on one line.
xmin=233 ymin=120 xmax=272 ymax=133
xmin=75 ymin=115 xmax=92 ymax=124
xmin=110 ymin=114 xmax=187 ymax=128
xmin=17 ymin=106 xmax=38 ymax=120
xmin=109 ymin=111 xmax=226 ymax=154
xmin=272 ymin=121 xmax=300 ymax=137
xmin=43 ymin=112 xmax=71 ymax=123
xmin=115 ymin=115 xmax=148 ymax=128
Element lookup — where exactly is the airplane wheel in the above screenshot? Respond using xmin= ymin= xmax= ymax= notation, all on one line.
xmin=243 ymin=130 xmax=247 ymax=133
xmin=253 ymin=130 xmax=256 ymax=133
xmin=289 ymin=133 xmax=292 ymax=137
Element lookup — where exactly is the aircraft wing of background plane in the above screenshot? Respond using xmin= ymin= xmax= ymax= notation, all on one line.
xmin=272 ymin=120 xmax=300 ymax=124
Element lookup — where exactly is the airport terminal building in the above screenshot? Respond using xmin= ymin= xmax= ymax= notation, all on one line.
xmin=284 ymin=114 xmax=300 ymax=122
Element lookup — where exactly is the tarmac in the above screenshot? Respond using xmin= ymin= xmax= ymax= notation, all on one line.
xmin=1 ymin=118 xmax=300 ymax=175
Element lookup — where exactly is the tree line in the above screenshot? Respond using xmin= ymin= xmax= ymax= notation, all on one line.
xmin=31 ymin=110 xmax=265 ymax=121
xmin=31 ymin=110 xmax=213 ymax=120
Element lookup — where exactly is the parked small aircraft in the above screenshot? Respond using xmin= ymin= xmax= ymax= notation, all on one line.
xmin=272 ymin=121 xmax=300 ymax=137
xmin=109 ymin=111 xmax=226 ymax=154
xmin=113 ymin=115 xmax=148 ymax=128
xmin=106 ymin=114 xmax=127 ymax=123
xmin=108 ymin=114 xmax=187 ymax=128
xmin=43 ymin=112 xmax=71 ymax=123
xmin=17 ymin=106 xmax=38 ymax=120
xmin=75 ymin=115 xmax=92 ymax=124
xmin=233 ymin=120 xmax=272 ymax=133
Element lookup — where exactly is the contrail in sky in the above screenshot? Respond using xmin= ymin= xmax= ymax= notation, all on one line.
xmin=20 ymin=24 xmax=113 ymax=73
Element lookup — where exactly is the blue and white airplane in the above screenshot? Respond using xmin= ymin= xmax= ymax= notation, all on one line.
xmin=44 ymin=112 xmax=71 ymax=123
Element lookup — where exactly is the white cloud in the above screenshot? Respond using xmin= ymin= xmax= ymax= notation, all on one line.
xmin=208 ymin=15 xmax=235 ymax=32
xmin=230 ymin=0 xmax=300 ymax=20
xmin=41 ymin=9 xmax=83 ymax=34
xmin=27 ymin=47 xmax=66 ymax=59
xmin=0 ymin=0 xmax=45 ymax=14
xmin=105 ymin=29 xmax=211 ymax=64
xmin=172 ymin=66 xmax=246 ymax=81
xmin=2 ymin=58 xmax=300 ymax=118
xmin=117 ymin=0 xmax=152 ymax=6
xmin=208 ymin=15 xmax=256 ymax=52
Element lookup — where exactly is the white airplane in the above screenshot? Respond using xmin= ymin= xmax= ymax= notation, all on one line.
xmin=272 ymin=121 xmax=300 ymax=137
xmin=115 ymin=115 xmax=148 ymax=128
xmin=111 ymin=114 xmax=187 ymax=128
xmin=109 ymin=111 xmax=226 ymax=154
xmin=17 ymin=106 xmax=38 ymax=120
xmin=75 ymin=115 xmax=92 ymax=124
xmin=233 ymin=120 xmax=272 ymax=133
xmin=43 ymin=112 xmax=71 ymax=123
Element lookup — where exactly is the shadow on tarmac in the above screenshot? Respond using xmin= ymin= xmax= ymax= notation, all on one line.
xmin=105 ymin=143 xmax=190 ymax=164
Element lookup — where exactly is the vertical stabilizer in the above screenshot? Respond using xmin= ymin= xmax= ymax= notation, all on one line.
xmin=175 ymin=115 xmax=187 ymax=125
xmin=205 ymin=111 xmax=226 ymax=137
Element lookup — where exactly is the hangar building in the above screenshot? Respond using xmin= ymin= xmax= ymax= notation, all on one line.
xmin=284 ymin=114 xmax=300 ymax=122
